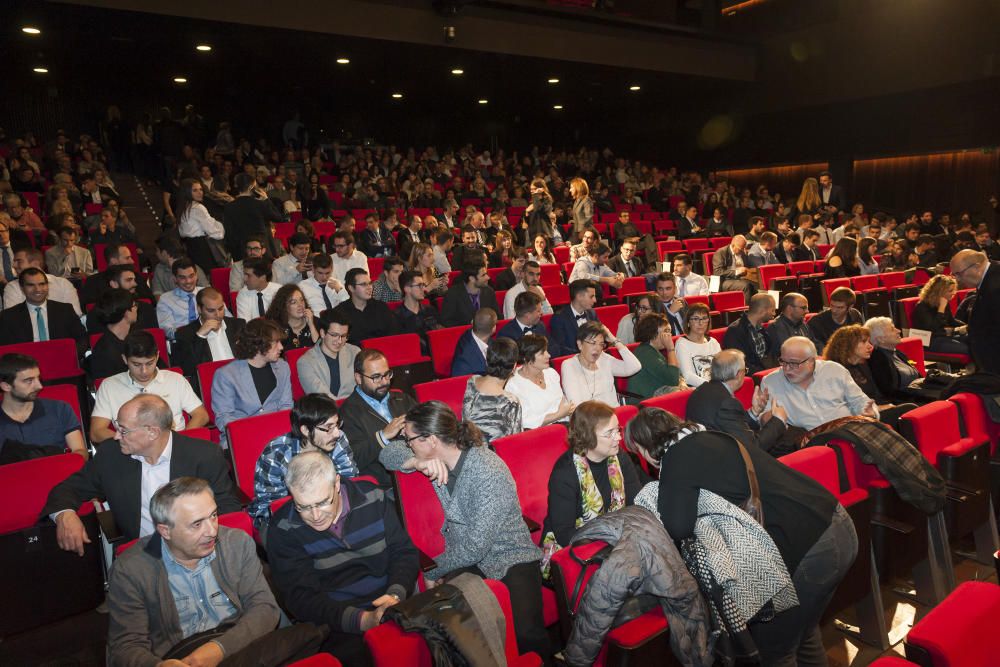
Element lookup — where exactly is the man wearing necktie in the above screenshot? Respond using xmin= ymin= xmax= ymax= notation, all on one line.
xmin=0 ymin=268 xmax=87 ymax=355
xmin=155 ymin=259 xmax=205 ymax=341
xmin=607 ymin=238 xmax=649 ymax=281
xmin=549 ymin=279 xmax=598 ymax=357
xmin=0 ymin=221 xmax=16 ymax=285
xmin=300 ymin=254 xmax=348 ymax=315
xmin=655 ymin=273 xmax=687 ymax=336
xmin=496 ymin=291 xmax=548 ymax=343
xmin=671 ymin=254 xmax=710 ymax=298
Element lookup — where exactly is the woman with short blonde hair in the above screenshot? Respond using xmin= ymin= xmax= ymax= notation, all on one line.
xmin=911 ymin=274 xmax=970 ymax=355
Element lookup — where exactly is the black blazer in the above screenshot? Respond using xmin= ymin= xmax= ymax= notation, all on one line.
xmin=172 ymin=316 xmax=246 ymax=378
xmin=549 ymin=306 xmax=596 ymax=358
xmin=686 ymin=380 xmax=786 ymax=453
xmin=496 ymin=319 xmax=547 ymax=343
xmin=820 ymin=184 xmax=846 ymax=212
xmin=0 ymin=300 xmax=87 ymax=356
xmin=339 ymin=389 xmax=418 ymax=486
xmin=439 ymin=283 xmax=500 ymax=328
xmin=607 ymin=255 xmax=646 ymax=277
xmin=969 ymin=261 xmax=1000 ymax=374
xmin=40 ymin=433 xmax=240 ymax=540
xmin=397 ymin=229 xmax=429 ymax=264
xmin=451 ymin=244 xmax=488 ymax=271
xmin=722 ymin=315 xmax=776 ymax=375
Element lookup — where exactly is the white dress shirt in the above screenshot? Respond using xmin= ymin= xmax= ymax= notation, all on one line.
xmin=4 ymin=273 xmax=83 ymax=316
xmin=135 ymin=435 xmax=173 ymax=536
xmin=178 ymin=202 xmax=224 ymax=240
xmin=236 ymin=282 xmax=282 ymax=320
xmin=502 ymin=282 xmax=554 ymax=319
xmin=331 ymin=249 xmax=369 ymax=284
xmin=676 ymin=272 xmax=710 ymax=297
xmin=272 ymin=253 xmax=310 ymax=285
xmin=299 ymin=276 xmax=348 ymax=314
xmin=199 ymin=319 xmax=235 ymax=362
xmin=506 ymin=368 xmax=566 ymax=429
xmin=93 ymin=369 xmax=204 ymax=432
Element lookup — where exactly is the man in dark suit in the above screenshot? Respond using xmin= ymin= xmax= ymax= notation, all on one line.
xmin=0 ymin=268 xmax=87 ymax=356
xmin=86 ymin=265 xmax=158 ymax=333
xmin=451 ymin=309 xmax=496 ymax=377
xmin=397 ymin=215 xmax=428 ymax=263
xmin=440 ymin=262 xmax=499 ymax=328
xmin=723 ymin=293 xmax=778 ymax=376
xmin=677 ymin=206 xmax=705 ymax=241
xmin=549 ymin=279 xmax=598 ymax=357
xmin=607 ymin=236 xmax=649 ymax=278
xmin=686 ymin=350 xmax=787 ymax=454
xmin=357 ymin=213 xmax=397 ymax=259
xmin=951 ymin=250 xmax=1000 ymax=373
xmin=818 ymin=171 xmax=846 ymax=213
xmin=496 ymin=291 xmax=548 ymax=343
xmin=41 ymin=394 xmax=240 ymax=555
xmin=712 ymin=235 xmax=757 ymax=301
xmin=339 ymin=349 xmax=417 ymax=486
xmin=80 ymin=243 xmax=153 ymax=307
xmin=450 ymin=225 xmax=488 ymax=271
xmin=171 ymin=287 xmax=245 ymax=379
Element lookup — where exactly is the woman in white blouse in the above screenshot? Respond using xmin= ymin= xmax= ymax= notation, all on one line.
xmin=176 ymin=178 xmax=227 ymax=272
xmin=506 ymin=334 xmax=575 ymax=429
xmin=560 ymin=321 xmax=641 ymax=407
xmin=674 ymin=302 xmax=720 ymax=387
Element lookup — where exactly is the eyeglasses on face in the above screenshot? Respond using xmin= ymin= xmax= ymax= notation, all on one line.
xmin=778 ymin=357 xmax=813 ymax=369
xmin=688 ymin=316 xmax=710 ymax=323
xmin=361 ymin=370 xmax=394 ymax=382
xmin=294 ymin=493 xmax=336 ymax=514
xmin=113 ymin=419 xmax=151 ymax=437
xmin=324 ymin=331 xmax=348 ymax=340
xmin=401 ymin=431 xmax=429 ymax=447
xmin=598 ymin=427 xmax=622 ymax=440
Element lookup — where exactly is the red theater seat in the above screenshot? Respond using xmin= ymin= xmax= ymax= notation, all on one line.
xmin=904 ymin=581 xmax=1000 ymax=667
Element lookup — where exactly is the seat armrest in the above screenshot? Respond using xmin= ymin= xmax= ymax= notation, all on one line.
xmin=871 ymin=513 xmax=915 ymax=535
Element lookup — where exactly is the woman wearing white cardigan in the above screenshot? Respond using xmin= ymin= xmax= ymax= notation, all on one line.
xmin=560 ymin=321 xmax=641 ymax=407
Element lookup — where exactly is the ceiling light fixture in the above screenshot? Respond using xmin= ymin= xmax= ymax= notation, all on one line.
xmin=629 ymin=85 xmax=641 ymax=91
xmin=33 ymin=67 xmax=48 ymax=73
xmin=22 ymin=27 xmax=41 ymax=35
xmin=336 ymin=58 xmax=350 ymax=64
xmin=173 ymin=77 xmax=188 ymax=83
xmin=391 ymin=93 xmax=403 ymax=99
xmin=196 ymin=44 xmax=212 ymax=52
xmin=451 ymin=68 xmax=464 ymax=75
xmin=478 ymin=99 xmax=488 ymax=104
xmin=553 ymin=104 xmax=563 ymax=110
xmin=547 ymin=78 xmax=560 ymax=84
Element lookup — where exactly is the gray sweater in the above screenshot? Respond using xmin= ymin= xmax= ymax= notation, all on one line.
xmin=107 ymin=527 xmax=280 ymax=667
xmin=380 ymin=442 xmax=541 ymax=580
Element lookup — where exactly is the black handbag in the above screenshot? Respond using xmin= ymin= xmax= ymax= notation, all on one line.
xmin=164 ymin=621 xmax=328 ymax=666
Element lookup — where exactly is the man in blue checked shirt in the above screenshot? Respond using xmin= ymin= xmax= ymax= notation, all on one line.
xmin=248 ymin=394 xmax=358 ymax=543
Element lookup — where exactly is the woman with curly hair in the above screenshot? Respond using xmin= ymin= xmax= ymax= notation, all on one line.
xmin=265 ymin=284 xmax=319 ymax=351
xmin=910 ymin=274 xmax=970 ymax=355
xmin=823 ymin=324 xmax=916 ymax=428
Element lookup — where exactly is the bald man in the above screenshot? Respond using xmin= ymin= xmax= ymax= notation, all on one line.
xmin=949 ymin=249 xmax=1000 ymax=373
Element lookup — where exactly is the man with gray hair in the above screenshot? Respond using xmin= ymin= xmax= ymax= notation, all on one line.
xmin=686 ymin=349 xmax=788 ymax=453
xmin=866 ymin=317 xmax=923 ymax=398
xmin=267 ymin=451 xmax=419 ymax=665
xmin=761 ymin=336 xmax=877 ymax=433
xmin=950 ymin=248 xmax=1000 ymax=373
xmin=42 ymin=394 xmax=239 ymax=556
xmin=107 ymin=477 xmax=283 ymax=667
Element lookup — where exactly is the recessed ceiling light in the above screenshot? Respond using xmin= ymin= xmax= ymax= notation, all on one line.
xmin=196 ymin=44 xmax=212 ymax=52
xmin=33 ymin=67 xmax=48 ymax=74
xmin=548 ymin=78 xmax=560 ymax=84
xmin=629 ymin=85 xmax=641 ymax=91
xmin=22 ymin=27 xmax=41 ymax=35
xmin=451 ymin=68 xmax=464 ymax=75
xmin=478 ymin=99 xmax=488 ymax=104
xmin=336 ymin=58 xmax=350 ymax=64
xmin=553 ymin=104 xmax=563 ymax=110
xmin=173 ymin=77 xmax=188 ymax=83
xmin=391 ymin=93 xmax=403 ymax=99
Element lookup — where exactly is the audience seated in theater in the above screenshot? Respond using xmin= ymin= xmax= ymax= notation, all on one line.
xmin=331 ymin=268 xmax=399 ymax=345
xmin=462 ymin=337 xmax=522 ymax=445
xmin=339 ymin=349 xmax=417 ymax=486
xmin=440 ymin=262 xmax=499 ymax=328
xmin=561 ymin=321 xmax=641 ymax=407
xmin=549 ymin=279 xmax=598 ymax=357
xmin=229 ymin=235 xmax=267 ymax=292
xmin=677 ymin=205 xmax=705 ymax=240
xmin=808 ymin=286 xmax=863 ymax=349
xmin=0 ymin=353 xmax=87 ymax=463
xmin=823 ymin=325 xmax=917 ymax=429
xmin=745 ymin=216 xmax=768 ymax=244
xmin=155 ymin=257 xmax=207 ymax=341
xmin=451 ymin=308 xmax=496 ymax=377
xmin=497 ymin=290 xmax=547 ymax=343
xmin=87 ymin=288 xmax=164 ymax=381
xmin=297 ymin=309 xmax=360 ymax=401
xmin=150 ymin=238 xmax=208 ymax=298
xmin=267 ymin=452 xmax=416 ymax=665
xmin=396 ymin=215 xmax=427 ymax=264
xmin=856 ymin=237 xmax=880 ymax=275
xmin=568 ymin=228 xmax=599 ymax=263
xmin=2 ymin=192 xmax=44 ymax=232
xmin=393 ymin=269 xmax=442 ymax=355
xmin=451 ymin=225 xmax=489 ymax=271
xmin=107 ymin=477 xmax=281 ymax=667
xmin=704 ymin=206 xmax=733 ymax=238
xmin=913 ymin=234 xmax=940 ymax=268
xmin=357 ymin=212 xmax=397 ymax=259
xmin=528 ymin=234 xmax=557 ymax=265
xmin=371 ymin=255 xmax=404 ymax=303
xmin=249 ymin=394 xmax=359 ymax=538
xmin=799 ymin=228 xmax=822 ymax=262
xmin=823 ymin=237 xmax=861 ymax=279
xmin=45 ymin=394 xmax=239 ymax=550
xmin=674 ymin=302 xmax=721 ymax=388
xmin=265 ymin=284 xmax=319 ymax=352
xmin=211 ymin=319 xmax=293 ymax=449
xmin=431 ymin=229 xmax=455 ymax=276
xmin=542 ymin=400 xmax=641 ymax=554
xmin=4 ymin=247 xmax=83 ymax=315
xmin=625 ymin=405 xmax=855 ymax=667
xmin=766 ymin=292 xmax=815 ymax=359
xmin=171 ymin=287 xmax=242 ymax=379
xmin=712 ymin=235 xmax=757 ymax=301
xmin=271 ymin=233 xmax=313 ymax=285
xmin=0 ymin=218 xmax=20 ymax=287
xmin=408 ymin=241 xmax=449 ymax=297
xmin=865 ymin=316 xmax=924 ymax=400
xmin=761 ymin=336 xmax=877 ymax=435
xmin=569 ymin=242 xmax=625 ymax=291
xmin=0 ymin=267 xmax=87 ymax=355
xmin=747 ymin=231 xmax=779 ymax=268
xmin=616 ymin=293 xmax=660 ymax=344
xmin=774 ymin=232 xmax=801 ymax=264
xmin=379 ymin=401 xmax=553 ymax=660
xmin=87 ymin=264 xmax=158 ymax=333
xmin=879 ymin=238 xmax=918 ymax=272
xmin=626 ymin=312 xmax=681 ymax=402
xmin=672 ymin=253 xmax=710 ymax=297
xmin=299 ymin=251 xmax=348 ymax=314
xmin=724 ymin=293 xmax=778 ymax=375
xmin=502 ymin=259 xmax=552 ymax=319
xmin=330 ymin=231 xmax=369 ymax=285
xmin=506 ymin=334 xmax=574 ymax=430
xmin=909 ymin=274 xmax=971 ymax=355
xmin=488 ymin=230 xmax=517 ymax=270
xmin=44 ymin=226 xmax=94 ymax=278
xmin=236 ymin=257 xmax=282 ymax=321
xmin=686 ymin=349 xmax=787 ymax=453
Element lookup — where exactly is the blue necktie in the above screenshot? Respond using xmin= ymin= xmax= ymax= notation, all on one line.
xmin=35 ymin=306 xmax=48 ymax=341
xmin=1 ymin=247 xmax=12 ymax=282
xmin=187 ymin=293 xmax=197 ymax=322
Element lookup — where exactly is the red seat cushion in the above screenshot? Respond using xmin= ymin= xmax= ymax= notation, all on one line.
xmin=606 ymin=609 xmax=669 ymax=648
xmin=905 ymin=581 xmax=1000 ymax=667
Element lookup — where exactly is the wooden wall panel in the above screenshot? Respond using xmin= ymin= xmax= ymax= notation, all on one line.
xmin=715 ymin=162 xmax=829 ymax=201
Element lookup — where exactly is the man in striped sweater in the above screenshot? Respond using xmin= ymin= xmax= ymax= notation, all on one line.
xmin=266 ymin=451 xmax=419 ymax=665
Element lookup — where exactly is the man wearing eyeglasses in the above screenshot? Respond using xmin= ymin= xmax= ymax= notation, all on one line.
xmin=297 ymin=310 xmax=361 ymax=401
xmin=339 ymin=349 xmax=417 ymax=485
xmin=268 ymin=451 xmax=419 ymax=665
xmin=43 ymin=394 xmax=239 ymax=556
xmin=761 ymin=337 xmax=876 ymax=437
xmin=950 ymin=249 xmax=1000 ymax=373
